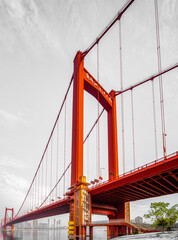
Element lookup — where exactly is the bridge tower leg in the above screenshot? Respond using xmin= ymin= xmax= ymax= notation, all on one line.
xmin=108 ymin=90 xmax=119 ymax=180
xmin=69 ymin=51 xmax=130 ymax=239
xmin=107 ymin=91 xmax=130 ymax=237
xmin=11 ymin=208 xmax=14 ymax=231
xmin=1 ymin=219 xmax=3 ymax=228
xmin=3 ymin=208 xmax=14 ymax=231
xmin=4 ymin=208 xmax=7 ymax=231
xmin=107 ymin=202 xmax=130 ymax=237
xmin=69 ymin=51 xmax=91 ymax=239
xmin=71 ymin=51 xmax=84 ymax=186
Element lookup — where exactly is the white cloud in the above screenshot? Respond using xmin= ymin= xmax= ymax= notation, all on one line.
xmin=0 ymin=0 xmax=64 ymax=57
xmin=0 ymin=108 xmax=31 ymax=126
xmin=0 ymin=153 xmax=29 ymax=217
xmin=0 ymin=170 xmax=28 ymax=193
xmin=0 ymin=154 xmax=24 ymax=168
xmin=0 ymin=154 xmax=27 ymax=192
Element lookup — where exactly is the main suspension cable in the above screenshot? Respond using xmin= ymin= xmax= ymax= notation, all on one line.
xmin=82 ymin=0 xmax=135 ymax=58
xmin=115 ymin=63 xmax=178 ymax=96
xmin=83 ymin=109 xmax=105 ymax=144
xmin=39 ymin=163 xmax=71 ymax=209
xmin=15 ymin=74 xmax=73 ymax=218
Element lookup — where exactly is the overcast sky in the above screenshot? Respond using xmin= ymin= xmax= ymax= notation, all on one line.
xmin=0 ymin=0 xmax=178 ymax=224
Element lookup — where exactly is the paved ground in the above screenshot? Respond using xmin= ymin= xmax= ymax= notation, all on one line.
xmin=113 ymin=231 xmax=178 ymax=239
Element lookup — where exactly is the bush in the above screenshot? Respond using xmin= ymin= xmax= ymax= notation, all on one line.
xmin=167 ymin=226 xmax=172 ymax=231
xmin=133 ymin=229 xmax=139 ymax=234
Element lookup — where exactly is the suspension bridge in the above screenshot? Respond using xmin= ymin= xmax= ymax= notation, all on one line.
xmin=1 ymin=0 xmax=178 ymax=239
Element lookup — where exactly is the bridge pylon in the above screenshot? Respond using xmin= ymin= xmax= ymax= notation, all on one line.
xmin=68 ymin=176 xmax=90 ymax=238
xmin=68 ymin=50 xmax=130 ymax=239
xmin=3 ymin=208 xmax=14 ymax=231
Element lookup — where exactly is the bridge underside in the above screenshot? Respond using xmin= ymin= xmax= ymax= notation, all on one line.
xmin=6 ymin=199 xmax=70 ymax=226
xmin=90 ymin=153 xmax=178 ymax=205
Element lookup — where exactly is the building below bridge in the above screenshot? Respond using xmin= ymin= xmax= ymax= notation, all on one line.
xmin=135 ymin=216 xmax=143 ymax=225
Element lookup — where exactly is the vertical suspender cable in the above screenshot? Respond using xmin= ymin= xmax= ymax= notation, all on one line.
xmin=31 ymin=185 xmax=33 ymax=211
xmin=35 ymin=173 xmax=38 ymax=208
xmin=30 ymin=188 xmax=34 ymax=211
xmin=29 ymin=186 xmax=31 ymax=211
xmin=30 ymin=184 xmax=33 ymax=212
xmin=50 ymin=138 xmax=53 ymax=201
xmin=63 ymin=101 xmax=67 ymax=195
xmin=41 ymin=160 xmax=43 ymax=205
xmin=87 ymin=139 xmax=89 ymax=181
xmin=56 ymin=122 xmax=59 ymax=200
xmin=97 ymin=41 xmax=100 ymax=178
xmin=29 ymin=185 xmax=31 ymax=211
xmin=31 ymin=189 xmax=32 ymax=211
xmin=119 ymin=19 xmax=125 ymax=173
xmin=152 ymin=80 xmax=158 ymax=159
xmin=38 ymin=170 xmax=40 ymax=207
xmin=27 ymin=194 xmax=29 ymax=213
xmin=32 ymin=183 xmax=34 ymax=210
xmin=32 ymin=187 xmax=33 ymax=210
xmin=30 ymin=188 xmax=33 ymax=211
xmin=45 ymin=152 xmax=48 ymax=205
xmin=34 ymin=177 xmax=36 ymax=209
xmin=131 ymin=89 xmax=136 ymax=169
xmin=15 ymin=75 xmax=73 ymax=218
xmin=30 ymin=189 xmax=31 ymax=212
xmin=28 ymin=190 xmax=29 ymax=212
xmin=36 ymin=174 xmax=38 ymax=208
xmin=154 ymin=0 xmax=166 ymax=157
xmin=27 ymin=191 xmax=29 ymax=212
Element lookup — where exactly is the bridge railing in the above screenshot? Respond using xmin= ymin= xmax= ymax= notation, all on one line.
xmin=88 ymin=151 xmax=178 ymax=189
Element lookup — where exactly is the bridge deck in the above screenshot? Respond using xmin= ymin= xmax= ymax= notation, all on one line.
xmin=5 ymin=198 xmax=70 ymax=226
xmin=90 ymin=152 xmax=178 ymax=204
xmin=4 ymin=152 xmax=178 ymax=227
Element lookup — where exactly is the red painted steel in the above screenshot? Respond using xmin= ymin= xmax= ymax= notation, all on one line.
xmin=71 ymin=52 xmax=116 ymax=186
xmin=89 ymin=153 xmax=178 ymax=204
xmin=108 ymin=90 xmax=119 ymax=180
xmin=3 ymin=208 xmax=14 ymax=230
xmin=3 ymin=152 xmax=178 ymax=228
xmin=4 ymin=198 xmax=70 ymax=227
xmin=92 ymin=208 xmax=115 ymax=217
xmin=83 ymin=68 xmax=112 ymax=111
xmin=83 ymin=0 xmax=135 ymax=58
xmin=15 ymin=74 xmax=73 ymax=218
xmin=71 ymin=51 xmax=84 ymax=186
xmin=2 ymin=0 xmax=178 ymax=233
xmin=115 ymin=63 xmax=178 ymax=96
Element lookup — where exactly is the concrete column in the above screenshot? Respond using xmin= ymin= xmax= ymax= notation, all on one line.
xmin=90 ymin=226 xmax=93 ymax=238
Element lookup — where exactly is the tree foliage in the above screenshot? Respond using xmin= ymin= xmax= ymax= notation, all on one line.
xmin=144 ymin=202 xmax=178 ymax=232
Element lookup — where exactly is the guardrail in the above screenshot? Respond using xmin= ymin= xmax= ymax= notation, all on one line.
xmin=89 ymin=151 xmax=178 ymax=189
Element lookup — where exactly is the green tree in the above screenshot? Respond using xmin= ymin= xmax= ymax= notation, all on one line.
xmin=144 ymin=202 xmax=178 ymax=233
